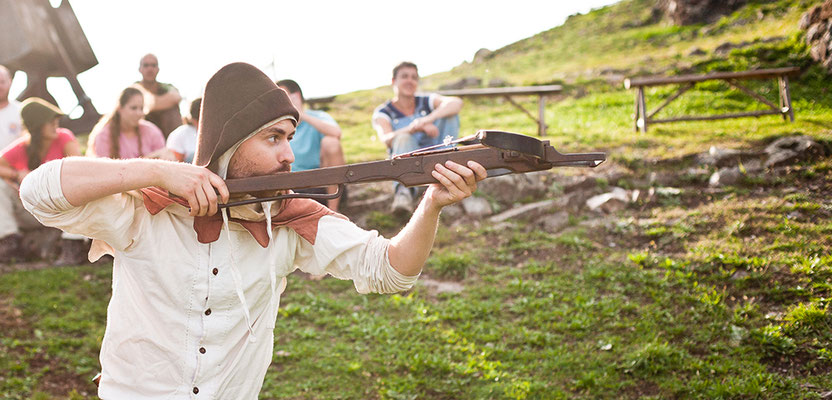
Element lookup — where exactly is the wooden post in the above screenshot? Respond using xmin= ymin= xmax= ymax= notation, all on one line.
xmin=778 ymin=77 xmax=786 ymax=121
xmin=782 ymin=76 xmax=794 ymax=122
xmin=538 ymin=95 xmax=547 ymax=136
xmin=637 ymin=87 xmax=647 ymax=133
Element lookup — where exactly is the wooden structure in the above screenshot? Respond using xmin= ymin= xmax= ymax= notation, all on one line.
xmin=624 ymin=67 xmax=800 ymax=132
xmin=437 ymin=85 xmax=563 ymax=136
xmin=0 ymin=0 xmax=101 ymax=134
xmin=306 ymin=95 xmax=336 ymax=110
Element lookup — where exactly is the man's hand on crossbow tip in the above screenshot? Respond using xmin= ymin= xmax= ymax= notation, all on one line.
xmin=423 ymin=160 xmax=488 ymax=212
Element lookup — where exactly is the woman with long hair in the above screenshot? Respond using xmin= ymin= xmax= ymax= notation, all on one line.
xmin=88 ymin=86 xmax=170 ymax=160
xmin=0 ymin=97 xmax=82 ymax=263
xmin=0 ymin=97 xmax=80 ymax=186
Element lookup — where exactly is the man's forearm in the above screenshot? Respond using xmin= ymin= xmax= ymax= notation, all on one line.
xmin=151 ymin=91 xmax=182 ymax=111
xmin=60 ymin=157 xmax=164 ymax=206
xmin=425 ymin=97 xmax=462 ymax=123
xmin=387 ymin=200 xmax=442 ymax=276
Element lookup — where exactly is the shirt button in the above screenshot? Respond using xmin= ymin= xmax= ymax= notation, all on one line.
xmin=193 ymin=386 xmax=199 ymax=394
xmin=199 ymin=347 xmax=206 ymax=354
xmin=212 ymin=268 xmax=218 ymax=275
xmin=205 ymin=308 xmax=211 ymax=316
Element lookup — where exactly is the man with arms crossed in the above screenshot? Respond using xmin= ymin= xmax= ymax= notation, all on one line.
xmin=21 ymin=62 xmax=486 ymax=398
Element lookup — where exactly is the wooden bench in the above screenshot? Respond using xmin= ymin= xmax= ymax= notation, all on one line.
xmin=437 ymin=85 xmax=563 ymax=136
xmin=624 ymin=67 xmax=800 ymax=132
xmin=306 ymin=95 xmax=336 ymax=110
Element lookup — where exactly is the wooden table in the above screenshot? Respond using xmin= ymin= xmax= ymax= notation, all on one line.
xmin=437 ymin=85 xmax=563 ymax=136
xmin=624 ymin=67 xmax=800 ymax=132
xmin=305 ymin=95 xmax=336 ymax=110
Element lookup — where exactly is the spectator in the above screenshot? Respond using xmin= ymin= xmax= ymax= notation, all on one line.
xmin=88 ymin=86 xmax=170 ymax=160
xmin=166 ymin=98 xmax=201 ymax=163
xmin=0 ymin=98 xmax=83 ymax=263
xmin=134 ymin=53 xmax=182 ymax=138
xmin=276 ymin=79 xmax=345 ymax=212
xmin=372 ymin=61 xmax=462 ymax=214
xmin=0 ymin=65 xmax=22 ymax=149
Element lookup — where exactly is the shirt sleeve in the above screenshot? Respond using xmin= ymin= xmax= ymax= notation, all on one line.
xmin=166 ymin=127 xmax=186 ymax=153
xmin=19 ymin=159 xmax=142 ymax=251
xmin=371 ymin=104 xmax=392 ymax=125
xmin=427 ymin=93 xmax=439 ymax=113
xmin=293 ymin=215 xmax=419 ymax=294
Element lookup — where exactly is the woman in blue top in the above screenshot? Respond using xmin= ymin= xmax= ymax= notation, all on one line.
xmin=372 ymin=61 xmax=462 ymax=214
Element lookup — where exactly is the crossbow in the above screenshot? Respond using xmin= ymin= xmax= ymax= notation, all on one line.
xmin=219 ymin=130 xmax=606 ymax=208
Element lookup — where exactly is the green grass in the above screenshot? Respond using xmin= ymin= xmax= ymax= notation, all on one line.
xmin=3 ymin=0 xmax=832 ymax=398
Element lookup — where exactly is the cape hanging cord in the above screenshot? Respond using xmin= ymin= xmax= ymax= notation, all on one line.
xmin=221 ymin=208 xmax=257 ymax=343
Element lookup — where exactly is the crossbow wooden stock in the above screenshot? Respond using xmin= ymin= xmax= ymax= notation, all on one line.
xmin=219 ymin=130 xmax=606 ymax=208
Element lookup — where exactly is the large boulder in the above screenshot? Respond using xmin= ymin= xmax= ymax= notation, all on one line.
xmin=764 ymin=135 xmax=827 ymax=168
xmin=801 ymin=0 xmax=832 ymax=73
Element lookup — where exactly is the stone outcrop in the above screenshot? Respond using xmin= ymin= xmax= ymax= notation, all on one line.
xmin=653 ymin=0 xmax=749 ymax=25
xmin=801 ymin=1 xmax=832 ymax=73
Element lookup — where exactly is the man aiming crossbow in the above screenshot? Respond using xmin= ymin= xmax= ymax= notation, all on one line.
xmin=20 ymin=62 xmax=603 ymax=399
xmin=19 ymin=62 xmax=487 ymax=398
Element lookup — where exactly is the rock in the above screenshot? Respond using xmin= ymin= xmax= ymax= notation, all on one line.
xmin=688 ymin=47 xmax=707 ymax=56
xmin=461 ymin=196 xmax=492 ymax=218
xmin=441 ymin=204 xmax=464 ymax=221
xmin=655 ymin=0 xmax=748 ymax=25
xmin=684 ymin=167 xmax=712 ymax=180
xmin=488 ymin=199 xmax=558 ymax=223
xmin=655 ymin=187 xmax=681 ymax=196
xmin=709 ymin=167 xmax=743 ymax=187
xmin=419 ymin=278 xmax=464 ymax=295
xmin=698 ymin=146 xmax=763 ymax=167
xmin=539 ymin=211 xmax=570 ymax=233
xmin=20 ymin=228 xmax=63 ymax=261
xmin=812 ymin=40 xmax=829 ymax=62
xmin=487 ymin=78 xmax=509 ymax=87
xmin=477 ymin=173 xmax=548 ymax=204
xmin=473 ymin=48 xmax=493 ymax=63
xmin=586 ymin=187 xmax=631 ymax=213
xmin=806 ymin=22 xmax=828 ymax=45
xmin=764 ymin=135 xmax=827 ymax=168
xmin=439 ymin=77 xmax=482 ymax=90
xmin=799 ymin=6 xmax=822 ymax=30
xmin=560 ymin=175 xmax=598 ymax=193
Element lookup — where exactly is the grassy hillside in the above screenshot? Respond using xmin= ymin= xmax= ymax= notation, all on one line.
xmin=330 ymin=0 xmax=829 ymax=163
xmin=2 ymin=0 xmax=832 ymax=399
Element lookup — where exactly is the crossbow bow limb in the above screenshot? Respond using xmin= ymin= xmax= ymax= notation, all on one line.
xmin=219 ymin=130 xmax=606 ymax=208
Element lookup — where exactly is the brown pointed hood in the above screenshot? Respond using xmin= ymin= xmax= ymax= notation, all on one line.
xmin=193 ymin=62 xmax=299 ymax=173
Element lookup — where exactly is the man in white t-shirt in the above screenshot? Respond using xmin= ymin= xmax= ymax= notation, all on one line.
xmin=166 ymin=98 xmax=200 ymax=163
xmin=0 ymin=65 xmax=22 ymax=149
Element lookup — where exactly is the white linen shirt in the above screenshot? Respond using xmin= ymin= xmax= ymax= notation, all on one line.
xmin=20 ymin=159 xmax=419 ymax=399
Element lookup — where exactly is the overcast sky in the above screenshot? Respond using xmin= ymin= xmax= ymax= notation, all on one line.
xmin=10 ymin=0 xmax=619 ymax=116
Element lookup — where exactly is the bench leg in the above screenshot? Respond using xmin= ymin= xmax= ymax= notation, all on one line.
xmin=782 ymin=76 xmax=794 ymax=122
xmin=637 ymin=87 xmax=648 ymax=133
xmin=538 ymin=95 xmax=547 ymax=136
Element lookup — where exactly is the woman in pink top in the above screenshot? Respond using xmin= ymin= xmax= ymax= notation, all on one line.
xmin=88 ymin=86 xmax=170 ymax=159
xmin=0 ymin=97 xmax=81 ymax=186
xmin=0 ymin=97 xmax=82 ymax=264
